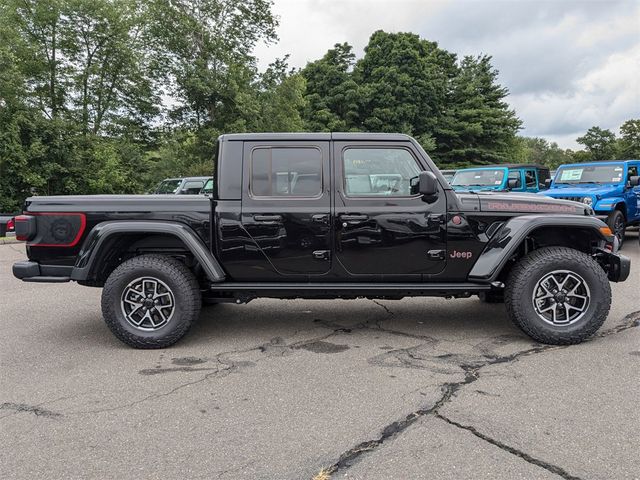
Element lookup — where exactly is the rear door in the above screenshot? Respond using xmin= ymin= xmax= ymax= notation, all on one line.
xmin=241 ymin=141 xmax=332 ymax=277
xmin=332 ymin=141 xmax=447 ymax=280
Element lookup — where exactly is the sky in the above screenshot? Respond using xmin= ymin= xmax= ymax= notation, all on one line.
xmin=254 ymin=0 xmax=640 ymax=149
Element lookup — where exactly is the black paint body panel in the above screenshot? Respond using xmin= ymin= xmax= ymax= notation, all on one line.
xmin=16 ymin=133 xmax=623 ymax=291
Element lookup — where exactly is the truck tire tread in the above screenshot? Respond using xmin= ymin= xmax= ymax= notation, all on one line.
xmin=101 ymin=254 xmax=201 ymax=349
xmin=505 ymin=247 xmax=610 ymax=345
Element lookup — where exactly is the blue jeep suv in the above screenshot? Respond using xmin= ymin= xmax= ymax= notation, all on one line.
xmin=541 ymin=160 xmax=640 ymax=246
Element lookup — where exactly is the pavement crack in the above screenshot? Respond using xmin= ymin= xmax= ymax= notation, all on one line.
xmin=372 ymin=299 xmax=394 ymax=317
xmin=597 ymin=310 xmax=640 ymax=337
xmin=70 ymin=365 xmax=235 ymax=414
xmin=0 ymin=402 xmax=63 ymax=419
xmin=321 ymin=368 xmax=478 ymax=475
xmin=435 ymin=413 xmax=584 ymax=480
xmin=318 ymin=341 xmax=579 ymax=477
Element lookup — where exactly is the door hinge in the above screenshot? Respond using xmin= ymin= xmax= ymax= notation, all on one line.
xmin=427 ymin=249 xmax=445 ymax=260
xmin=313 ymin=250 xmax=330 ymax=260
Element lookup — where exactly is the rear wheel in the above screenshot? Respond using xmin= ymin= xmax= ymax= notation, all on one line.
xmin=606 ymin=210 xmax=626 ymax=248
xmin=505 ymin=247 xmax=610 ymax=345
xmin=101 ymin=255 xmax=201 ymax=348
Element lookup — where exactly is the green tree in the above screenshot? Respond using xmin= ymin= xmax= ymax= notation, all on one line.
xmin=149 ymin=0 xmax=278 ymax=129
xmin=576 ymin=126 xmax=617 ymax=160
xmin=435 ymin=55 xmax=521 ymax=166
xmin=512 ymin=137 xmax=574 ymax=169
xmin=355 ymin=31 xmax=458 ymax=150
xmin=616 ymin=119 xmax=640 ymax=159
xmin=301 ymin=43 xmax=360 ymax=131
xmin=249 ymin=57 xmax=306 ymax=132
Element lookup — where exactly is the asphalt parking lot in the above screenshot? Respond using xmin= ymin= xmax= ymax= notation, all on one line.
xmin=1 ymin=238 xmax=639 ymax=480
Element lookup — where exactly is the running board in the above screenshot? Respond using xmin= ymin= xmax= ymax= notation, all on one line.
xmin=209 ymin=282 xmax=491 ymax=300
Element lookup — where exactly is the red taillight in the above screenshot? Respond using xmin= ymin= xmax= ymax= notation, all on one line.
xmin=19 ymin=212 xmax=87 ymax=247
xmin=7 ymin=218 xmax=14 ymax=231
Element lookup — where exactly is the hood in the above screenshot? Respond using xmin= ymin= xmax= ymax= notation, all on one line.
xmin=455 ymin=191 xmax=591 ymax=215
xmin=544 ymin=184 xmax=621 ymax=197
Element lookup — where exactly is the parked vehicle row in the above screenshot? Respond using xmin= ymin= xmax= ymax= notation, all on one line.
xmin=12 ymin=133 xmax=631 ymax=350
xmin=540 ymin=160 xmax=640 ymax=247
xmin=443 ymin=160 xmax=640 ymax=247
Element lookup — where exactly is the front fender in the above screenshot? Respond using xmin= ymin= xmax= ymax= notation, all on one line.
xmin=468 ymin=214 xmax=609 ymax=282
xmin=593 ymin=198 xmax=624 ymax=214
xmin=71 ymin=221 xmax=226 ymax=283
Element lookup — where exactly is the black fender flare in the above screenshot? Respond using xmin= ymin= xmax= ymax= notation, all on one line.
xmin=468 ymin=214 xmax=610 ymax=282
xmin=71 ymin=221 xmax=226 ymax=283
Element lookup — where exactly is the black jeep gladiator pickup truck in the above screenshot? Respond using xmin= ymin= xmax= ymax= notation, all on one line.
xmin=12 ymin=133 xmax=630 ymax=348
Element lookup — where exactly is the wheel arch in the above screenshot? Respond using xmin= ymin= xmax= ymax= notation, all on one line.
xmin=468 ymin=215 xmax=610 ymax=283
xmin=71 ymin=221 xmax=225 ymax=286
xmin=613 ymin=202 xmax=627 ymax=220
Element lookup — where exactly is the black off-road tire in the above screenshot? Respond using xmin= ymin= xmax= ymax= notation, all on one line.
xmin=505 ymin=247 xmax=611 ymax=345
xmin=101 ymin=255 xmax=201 ymax=349
xmin=606 ymin=209 xmax=626 ymax=248
xmin=479 ymin=290 xmax=504 ymax=303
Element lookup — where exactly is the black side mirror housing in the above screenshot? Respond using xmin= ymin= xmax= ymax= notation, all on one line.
xmin=629 ymin=175 xmax=639 ymax=187
xmin=410 ymin=171 xmax=439 ymax=197
xmin=544 ymin=178 xmax=552 ymax=188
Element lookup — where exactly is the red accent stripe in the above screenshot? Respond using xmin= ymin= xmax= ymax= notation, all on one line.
xmin=27 ymin=212 xmax=87 ymax=248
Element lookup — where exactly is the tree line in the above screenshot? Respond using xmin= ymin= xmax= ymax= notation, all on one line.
xmin=0 ymin=0 xmax=638 ymax=212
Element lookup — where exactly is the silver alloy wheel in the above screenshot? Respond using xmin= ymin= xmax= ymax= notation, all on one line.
xmin=120 ymin=277 xmax=176 ymax=331
xmin=532 ymin=270 xmax=590 ymax=326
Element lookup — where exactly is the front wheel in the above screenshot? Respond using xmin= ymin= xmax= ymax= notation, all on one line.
xmin=505 ymin=247 xmax=611 ymax=345
xmin=101 ymin=255 xmax=201 ymax=348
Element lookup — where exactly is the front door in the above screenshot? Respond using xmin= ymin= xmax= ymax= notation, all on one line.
xmin=333 ymin=141 xmax=447 ymax=280
xmin=241 ymin=141 xmax=332 ymax=277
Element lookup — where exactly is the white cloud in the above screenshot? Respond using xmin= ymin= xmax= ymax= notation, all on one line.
xmin=253 ymin=0 xmax=640 ymax=148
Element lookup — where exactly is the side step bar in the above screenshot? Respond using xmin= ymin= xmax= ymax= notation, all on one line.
xmin=209 ymin=282 xmax=491 ymax=301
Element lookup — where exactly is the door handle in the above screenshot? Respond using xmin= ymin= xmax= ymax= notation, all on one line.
xmin=312 ymin=214 xmax=329 ymax=224
xmin=253 ymin=214 xmax=282 ymax=223
xmin=340 ymin=214 xmax=369 ymax=223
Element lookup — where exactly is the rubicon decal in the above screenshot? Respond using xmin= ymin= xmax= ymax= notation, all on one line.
xmin=485 ymin=201 xmax=578 ymax=213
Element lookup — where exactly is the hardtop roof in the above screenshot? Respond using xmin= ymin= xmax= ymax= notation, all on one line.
xmin=218 ymin=132 xmax=412 ymax=142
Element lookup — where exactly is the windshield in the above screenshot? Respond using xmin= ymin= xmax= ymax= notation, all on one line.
xmin=200 ymin=179 xmax=214 ymax=194
xmin=451 ymin=169 xmax=506 ymax=187
xmin=555 ymin=164 xmax=625 ymax=184
xmin=154 ymin=179 xmax=182 ymax=194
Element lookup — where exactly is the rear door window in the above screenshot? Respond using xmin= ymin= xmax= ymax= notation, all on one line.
xmin=251 ymin=147 xmax=322 ymax=198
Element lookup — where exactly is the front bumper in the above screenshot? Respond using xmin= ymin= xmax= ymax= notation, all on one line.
xmin=13 ymin=261 xmax=72 ymax=283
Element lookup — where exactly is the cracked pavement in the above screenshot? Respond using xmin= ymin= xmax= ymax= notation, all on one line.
xmin=1 ymin=236 xmax=639 ymax=479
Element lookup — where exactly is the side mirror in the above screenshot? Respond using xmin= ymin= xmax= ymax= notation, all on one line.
xmin=414 ymin=171 xmax=439 ymax=197
xmin=629 ymin=176 xmax=639 ymax=187
xmin=507 ymin=178 xmax=521 ymax=189
xmin=544 ymin=178 xmax=552 ymax=188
